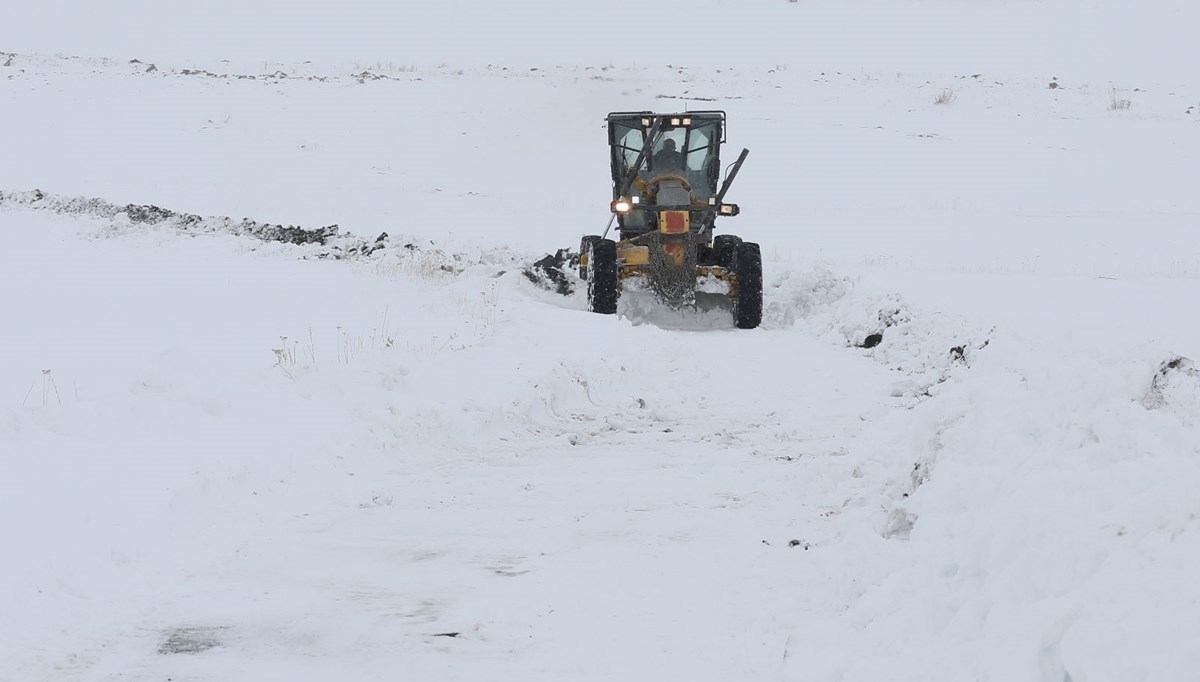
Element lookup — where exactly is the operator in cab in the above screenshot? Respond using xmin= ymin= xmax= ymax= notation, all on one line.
xmin=652 ymin=138 xmax=683 ymax=172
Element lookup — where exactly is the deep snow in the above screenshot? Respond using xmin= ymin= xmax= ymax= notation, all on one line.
xmin=4 ymin=2 xmax=1200 ymax=680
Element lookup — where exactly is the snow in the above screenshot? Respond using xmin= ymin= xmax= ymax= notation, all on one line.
xmin=3 ymin=2 xmax=1200 ymax=680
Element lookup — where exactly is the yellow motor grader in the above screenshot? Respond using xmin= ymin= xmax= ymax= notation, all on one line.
xmin=579 ymin=111 xmax=761 ymax=328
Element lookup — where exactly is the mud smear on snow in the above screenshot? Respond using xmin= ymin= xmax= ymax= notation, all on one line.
xmin=0 ymin=189 xmax=385 ymax=252
xmin=0 ymin=189 xmax=545 ymax=280
xmin=0 ymin=188 xmax=634 ymax=307
xmin=1142 ymin=354 xmax=1200 ymax=423
xmin=655 ymin=93 xmax=743 ymax=102
xmin=522 ymin=248 xmax=577 ymax=296
xmin=157 ymin=626 xmax=227 ymax=655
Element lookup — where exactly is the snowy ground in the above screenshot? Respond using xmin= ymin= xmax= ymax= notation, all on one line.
xmin=4 ymin=2 xmax=1200 ymax=680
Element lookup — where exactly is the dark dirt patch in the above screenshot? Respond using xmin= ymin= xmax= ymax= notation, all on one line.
xmin=1 ymin=188 xmax=532 ymax=280
xmin=859 ymin=333 xmax=883 ymax=349
xmin=948 ymin=337 xmax=989 ymax=368
xmin=1145 ymin=355 xmax=1199 ymax=409
xmin=0 ymin=189 xmax=380 ymax=252
xmin=121 ymin=202 xmax=344 ymax=247
xmin=158 ymin=627 xmax=225 ymax=655
xmin=124 ymin=203 xmax=179 ymax=225
xmin=858 ymin=307 xmax=912 ymax=349
xmin=358 ymin=232 xmax=389 ymax=256
xmin=655 ymin=94 xmax=743 ymax=102
xmin=252 ymin=222 xmax=340 ymax=246
xmin=353 ymin=70 xmax=395 ymax=83
xmin=523 ymin=248 xmax=576 ymax=296
xmin=950 ymin=345 xmax=965 ymax=364
xmin=173 ymin=67 xmax=327 ymax=82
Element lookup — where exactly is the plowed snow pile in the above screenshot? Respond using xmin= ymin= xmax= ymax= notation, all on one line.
xmin=3 ymin=4 xmax=1200 ymax=679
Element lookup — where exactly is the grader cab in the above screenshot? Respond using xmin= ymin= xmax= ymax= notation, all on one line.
xmin=580 ymin=111 xmax=762 ymax=329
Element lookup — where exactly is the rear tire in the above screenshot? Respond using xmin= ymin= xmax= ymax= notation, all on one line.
xmin=579 ymin=235 xmax=601 ymax=279
xmin=713 ymin=234 xmax=742 ymax=269
xmin=733 ymin=241 xmax=762 ymax=329
xmin=588 ymin=239 xmax=620 ymax=315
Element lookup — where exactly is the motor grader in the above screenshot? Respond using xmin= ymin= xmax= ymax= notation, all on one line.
xmin=579 ymin=111 xmax=762 ymax=329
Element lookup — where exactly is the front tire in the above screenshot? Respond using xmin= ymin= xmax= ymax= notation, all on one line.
xmin=733 ymin=241 xmax=762 ymax=329
xmin=588 ymin=238 xmax=620 ymax=315
xmin=579 ymin=234 xmax=601 ymax=279
xmin=713 ymin=234 xmax=742 ymax=269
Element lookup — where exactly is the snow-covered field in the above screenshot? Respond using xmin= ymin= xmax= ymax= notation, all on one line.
xmin=4 ymin=2 xmax=1200 ymax=680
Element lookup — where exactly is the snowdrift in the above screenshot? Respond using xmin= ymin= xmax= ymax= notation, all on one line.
xmin=4 ymin=21 xmax=1200 ymax=679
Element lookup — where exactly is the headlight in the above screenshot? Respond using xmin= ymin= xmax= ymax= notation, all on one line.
xmin=718 ymin=203 xmax=740 ymax=216
xmin=631 ymin=196 xmax=640 ymax=204
xmin=670 ymin=117 xmax=681 ymax=126
xmin=611 ymin=198 xmax=633 ymax=214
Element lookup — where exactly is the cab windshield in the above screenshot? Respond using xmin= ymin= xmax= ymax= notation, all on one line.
xmin=611 ymin=120 xmax=721 ymax=200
